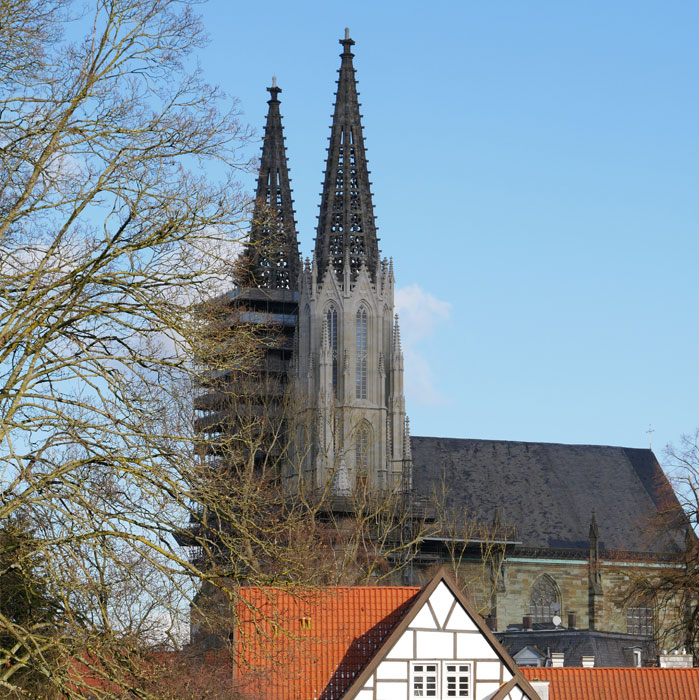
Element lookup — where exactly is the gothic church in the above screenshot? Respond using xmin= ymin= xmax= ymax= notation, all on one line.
xmin=206 ymin=30 xmax=688 ymax=662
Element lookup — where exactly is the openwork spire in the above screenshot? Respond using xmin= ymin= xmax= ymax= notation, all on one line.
xmin=239 ymin=79 xmax=300 ymax=289
xmin=315 ymin=29 xmax=379 ymax=283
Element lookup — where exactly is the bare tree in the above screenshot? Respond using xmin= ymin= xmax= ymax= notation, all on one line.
xmin=0 ymin=4 xmax=457 ymax=696
xmin=0 ymin=0 xmax=260 ymax=696
xmin=616 ymin=431 xmax=698 ymax=662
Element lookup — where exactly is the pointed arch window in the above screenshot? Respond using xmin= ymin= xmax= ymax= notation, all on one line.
xmin=355 ymin=306 xmax=368 ymax=399
xmin=326 ymin=304 xmax=338 ymax=389
xmin=530 ymin=575 xmax=561 ymax=624
xmin=355 ymin=423 xmax=371 ymax=487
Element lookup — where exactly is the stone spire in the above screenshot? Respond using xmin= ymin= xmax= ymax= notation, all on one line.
xmin=239 ymin=79 xmax=300 ymax=289
xmin=315 ymin=29 xmax=379 ymax=284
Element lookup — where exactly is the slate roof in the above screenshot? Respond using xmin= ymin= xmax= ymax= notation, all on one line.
xmin=498 ymin=629 xmax=657 ymax=667
xmin=411 ymin=437 xmax=685 ymax=554
xmin=234 ymin=585 xmax=419 ymax=700
xmin=520 ymin=667 xmax=699 ymax=700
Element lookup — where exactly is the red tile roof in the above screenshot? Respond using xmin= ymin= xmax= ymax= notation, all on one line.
xmin=235 ymin=586 xmax=420 ymax=700
xmin=521 ymin=667 xmax=699 ymax=700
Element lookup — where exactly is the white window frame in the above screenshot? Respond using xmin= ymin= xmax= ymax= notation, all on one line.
xmin=410 ymin=661 xmax=439 ymax=699
xmin=409 ymin=661 xmax=473 ymax=700
xmin=443 ymin=662 xmax=472 ymax=699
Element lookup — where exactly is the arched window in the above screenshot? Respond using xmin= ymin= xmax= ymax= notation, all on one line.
xmin=355 ymin=423 xmax=371 ymax=486
xmin=529 ymin=575 xmax=561 ymax=624
xmin=355 ymin=306 xmax=368 ymax=399
xmin=326 ymin=304 xmax=338 ymax=389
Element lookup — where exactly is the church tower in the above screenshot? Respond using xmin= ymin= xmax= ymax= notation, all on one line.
xmin=293 ymin=30 xmax=411 ymax=497
xmin=195 ymin=80 xmax=299 ymax=472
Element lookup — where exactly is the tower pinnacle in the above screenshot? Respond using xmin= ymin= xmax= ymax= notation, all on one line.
xmin=315 ymin=31 xmax=379 ymax=284
xmin=239 ymin=81 xmax=300 ymax=289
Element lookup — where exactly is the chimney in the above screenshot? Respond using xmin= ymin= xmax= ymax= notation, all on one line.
xmin=567 ymin=612 xmax=577 ymax=629
xmin=523 ymin=615 xmax=533 ymax=630
xmin=582 ymin=655 xmax=595 ymax=668
xmin=551 ymin=652 xmax=565 ymax=668
xmin=528 ymin=680 xmax=549 ymax=700
xmin=659 ymin=651 xmax=693 ymax=668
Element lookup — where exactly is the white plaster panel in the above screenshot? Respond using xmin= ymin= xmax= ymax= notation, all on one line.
xmin=361 ymin=678 xmax=374 ymax=691
xmin=476 ymin=682 xmax=502 ymax=700
xmin=356 ymin=691 xmax=373 ymax=700
xmin=502 ymin=667 xmax=513 ymax=682
xmin=375 ymin=661 xmax=408 ymax=680
xmin=456 ymin=633 xmax=499 ymax=660
xmin=415 ymin=630 xmax=454 ymax=658
xmin=444 ymin=603 xmax=478 ymax=631
xmin=476 ymin=661 xmax=502 ymax=680
xmin=410 ymin=603 xmax=438 ymax=629
xmin=428 ymin=582 xmax=454 ymax=628
xmin=386 ymin=630 xmax=413 ymax=659
xmin=507 ymin=687 xmax=524 ymax=700
xmin=376 ymin=680 xmax=407 ymax=700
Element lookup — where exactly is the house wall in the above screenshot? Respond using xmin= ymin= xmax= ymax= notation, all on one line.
xmin=349 ymin=581 xmax=537 ymax=700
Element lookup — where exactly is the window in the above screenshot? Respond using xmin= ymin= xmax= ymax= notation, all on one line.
xmin=355 ymin=423 xmax=370 ymax=475
xmin=444 ymin=663 xmax=471 ymax=697
xmin=627 ymin=606 xmax=653 ymax=636
xmin=411 ymin=663 xmax=438 ymax=698
xmin=633 ymin=648 xmax=642 ymax=667
xmin=355 ymin=306 xmax=367 ymax=398
xmin=410 ymin=662 xmax=472 ymax=700
xmin=529 ymin=575 xmax=561 ymax=624
xmin=326 ymin=305 xmax=338 ymax=389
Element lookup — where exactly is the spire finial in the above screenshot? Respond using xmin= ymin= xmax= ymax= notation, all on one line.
xmin=267 ymin=78 xmax=281 ymax=102
xmin=340 ymin=27 xmax=355 ymax=54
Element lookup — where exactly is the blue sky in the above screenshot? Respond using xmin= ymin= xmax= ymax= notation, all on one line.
xmin=197 ymin=1 xmax=699 ymax=460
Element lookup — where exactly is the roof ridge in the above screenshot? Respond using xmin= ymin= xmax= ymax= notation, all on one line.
xmin=238 ymin=585 xmax=421 ymax=592
xmin=410 ymin=435 xmax=651 ymax=451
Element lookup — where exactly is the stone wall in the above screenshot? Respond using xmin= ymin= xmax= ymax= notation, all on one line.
xmin=408 ymin=554 xmax=682 ymax=639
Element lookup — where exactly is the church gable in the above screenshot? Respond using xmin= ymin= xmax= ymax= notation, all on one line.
xmin=343 ymin=571 xmax=541 ymax=700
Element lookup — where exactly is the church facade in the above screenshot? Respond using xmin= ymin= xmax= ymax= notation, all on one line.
xmin=202 ymin=30 xmax=689 ymax=660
